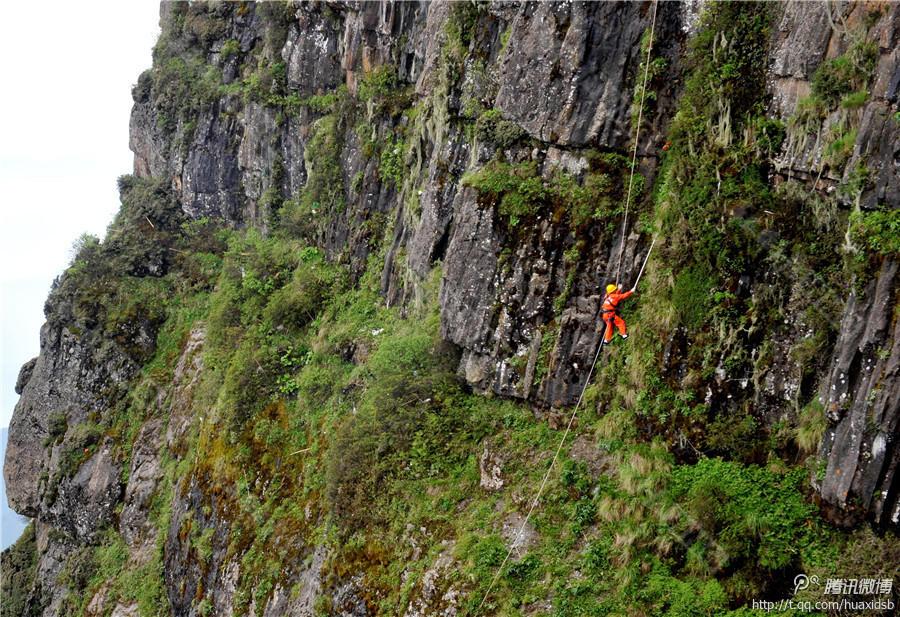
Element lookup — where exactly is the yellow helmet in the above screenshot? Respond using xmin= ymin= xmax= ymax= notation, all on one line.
xmin=606 ymin=284 xmax=617 ymax=294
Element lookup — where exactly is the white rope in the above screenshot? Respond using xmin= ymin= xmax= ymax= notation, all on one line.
xmin=631 ymin=237 xmax=656 ymax=291
xmin=476 ymin=341 xmax=605 ymax=612
xmin=616 ymin=0 xmax=659 ymax=286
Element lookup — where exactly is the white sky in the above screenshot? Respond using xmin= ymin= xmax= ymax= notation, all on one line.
xmin=0 ymin=1 xmax=162 ymax=428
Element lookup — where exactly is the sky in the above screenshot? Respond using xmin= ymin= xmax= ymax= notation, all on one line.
xmin=0 ymin=1 xmax=162 ymax=430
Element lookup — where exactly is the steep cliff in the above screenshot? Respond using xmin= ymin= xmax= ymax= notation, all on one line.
xmin=3 ymin=2 xmax=899 ymax=616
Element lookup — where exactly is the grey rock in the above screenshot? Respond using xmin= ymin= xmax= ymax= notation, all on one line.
xmin=439 ymin=187 xmax=499 ymax=350
xmin=180 ymin=103 xmax=246 ymax=221
xmin=6 ymin=6 xmax=900 ymax=616
xmin=341 ymin=1 xmax=429 ymax=90
xmin=32 ymin=520 xmax=79 ymax=617
xmin=770 ymin=1 xmax=899 ymax=199
xmin=496 ymin=1 xmax=675 ymax=147
xmin=15 ymin=357 xmax=37 ymax=395
xmin=847 ymin=102 xmax=900 ymax=210
xmin=501 ymin=510 xmax=538 ymax=556
xmin=165 ymin=327 xmax=206 ymax=449
xmin=110 ymin=603 xmax=139 ymax=617
xmin=261 ymin=545 xmax=326 ymax=617
xmin=129 ymin=99 xmax=170 ymax=179
xmin=403 ymin=544 xmax=458 ymax=617
xmin=332 ymin=574 xmax=368 ymax=617
xmin=819 ymin=259 xmax=900 ymax=526
xmin=406 ymin=128 xmax=469 ymax=278
xmin=238 ymin=102 xmax=283 ymax=228
xmin=164 ymin=477 xmax=230 ymax=617
xmin=5 ymin=319 xmax=133 ymax=517
xmin=568 ymin=435 xmax=613 ymax=478
xmin=283 ymin=5 xmax=343 ymax=96
xmin=46 ymin=440 xmax=122 ymax=542
xmin=769 ymin=1 xmax=832 ymax=80
xmin=479 ymin=442 xmax=504 ymax=491
xmin=119 ymin=418 xmax=163 ymax=555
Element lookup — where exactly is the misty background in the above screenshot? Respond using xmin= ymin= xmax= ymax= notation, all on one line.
xmin=0 ymin=0 xmax=160 ymax=550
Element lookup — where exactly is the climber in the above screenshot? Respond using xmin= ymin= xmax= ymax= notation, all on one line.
xmin=599 ymin=283 xmax=634 ymax=345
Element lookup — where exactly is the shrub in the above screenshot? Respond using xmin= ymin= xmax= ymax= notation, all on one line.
xmin=810 ymin=41 xmax=877 ymax=109
xmin=357 ymin=65 xmax=399 ymax=102
xmin=325 ymin=312 xmax=461 ymax=531
xmin=670 ymin=459 xmax=818 ymax=572
xmin=644 ymin=567 xmax=729 ymax=617
xmin=796 ymin=399 xmax=827 ymax=454
xmin=293 ymin=355 xmax=344 ymax=407
xmin=823 ymin=128 xmax=857 ymax=169
xmin=281 ymin=115 xmax=345 ymax=238
xmin=849 ymin=207 xmax=900 ymax=256
xmin=474 ymin=109 xmax=525 ymax=149
xmin=464 ymin=156 xmax=631 ymax=230
xmin=840 ymin=89 xmax=868 ymax=110
xmin=0 ymin=524 xmax=37 ymax=617
xmin=262 ymin=249 xmax=344 ymax=332
xmin=220 ymin=337 xmax=281 ymax=433
xmin=149 ymin=55 xmax=221 ymax=132
xmin=378 ymin=136 xmax=405 ymax=187
xmin=463 ymin=161 xmax=547 ymax=226
xmin=47 ymin=412 xmax=68 ymax=441
xmin=220 ymin=38 xmax=241 ymax=60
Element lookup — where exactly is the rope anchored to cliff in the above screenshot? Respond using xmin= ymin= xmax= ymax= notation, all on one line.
xmin=615 ymin=0 xmax=659 ymax=287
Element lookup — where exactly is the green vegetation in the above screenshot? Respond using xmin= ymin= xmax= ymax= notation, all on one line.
xmin=810 ymin=40 xmax=877 ymax=109
xmin=24 ymin=2 xmax=895 ymax=616
xmin=280 ymin=113 xmax=347 ymax=237
xmin=378 ymin=135 xmax=406 ymax=188
xmin=0 ymin=524 xmax=38 ymax=617
xmin=474 ymin=109 xmax=525 ymax=150
xmin=358 ymin=65 xmax=399 ymax=103
xmin=671 ymin=459 xmax=818 ymax=571
xmin=600 ymin=0 xmax=847 ymax=515
xmin=630 ymin=27 xmax=669 ymax=129
xmin=796 ymin=400 xmax=827 ymax=454
xmin=220 ymin=38 xmax=240 ymax=60
xmin=463 ymin=161 xmax=548 ymax=226
xmin=463 ymin=153 xmax=634 ymax=231
xmin=55 ymin=176 xmax=209 ymax=364
xmin=64 ymin=198 xmax=826 ymax=616
xmin=47 ymin=411 xmax=68 ymax=442
xmin=823 ymin=127 xmax=857 ymax=169
xmin=850 ymin=207 xmax=900 ymax=257
xmin=787 ymin=34 xmax=877 ymax=174
xmin=57 ymin=525 xmax=169 ymax=617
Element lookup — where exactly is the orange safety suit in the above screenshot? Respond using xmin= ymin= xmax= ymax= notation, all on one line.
xmin=600 ymin=288 xmax=633 ymax=344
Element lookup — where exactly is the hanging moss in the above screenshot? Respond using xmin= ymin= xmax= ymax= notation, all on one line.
xmin=279 ymin=112 xmax=347 ymax=238
xmin=463 ymin=158 xmax=632 ymax=231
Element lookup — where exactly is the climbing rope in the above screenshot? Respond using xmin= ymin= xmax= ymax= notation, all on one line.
xmin=478 ymin=2 xmax=659 ymax=611
xmin=476 ymin=341 xmax=607 ymax=613
xmin=615 ymin=0 xmax=659 ymax=286
xmin=632 ymin=236 xmax=656 ymax=291
xmin=475 ymin=239 xmax=655 ymax=612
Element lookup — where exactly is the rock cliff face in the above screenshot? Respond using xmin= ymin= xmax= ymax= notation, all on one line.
xmin=4 ymin=2 xmax=899 ymax=616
